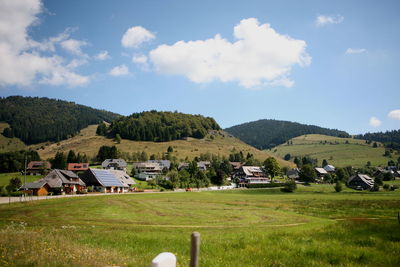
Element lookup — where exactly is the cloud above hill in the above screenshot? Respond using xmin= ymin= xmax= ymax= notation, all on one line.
xmin=149 ymin=18 xmax=311 ymax=88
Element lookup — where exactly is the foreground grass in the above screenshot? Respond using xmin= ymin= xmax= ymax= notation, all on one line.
xmin=0 ymin=172 xmax=42 ymax=187
xmin=0 ymin=186 xmax=399 ymax=266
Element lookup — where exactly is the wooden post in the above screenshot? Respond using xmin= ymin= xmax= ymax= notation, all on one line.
xmin=190 ymin=232 xmax=200 ymax=267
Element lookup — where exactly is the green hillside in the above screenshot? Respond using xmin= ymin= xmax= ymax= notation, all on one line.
xmin=0 ymin=123 xmax=26 ymax=153
xmin=225 ymin=119 xmax=349 ymax=150
xmin=0 ymin=96 xmax=120 ymax=144
xmin=269 ymin=134 xmax=393 ymax=167
xmin=31 ymin=125 xmax=293 ymax=167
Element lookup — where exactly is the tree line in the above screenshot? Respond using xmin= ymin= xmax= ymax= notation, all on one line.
xmin=355 ymin=129 xmax=400 ymax=150
xmin=0 ymin=96 xmax=120 ymax=144
xmin=100 ymin=110 xmax=220 ymax=142
xmin=225 ymin=119 xmax=350 ymax=150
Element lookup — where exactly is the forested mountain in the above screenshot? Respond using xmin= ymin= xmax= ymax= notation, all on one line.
xmin=108 ymin=111 xmax=220 ymax=142
xmin=355 ymin=130 xmax=400 ymax=149
xmin=0 ymin=96 xmax=120 ymax=144
xmin=225 ymin=119 xmax=350 ymax=149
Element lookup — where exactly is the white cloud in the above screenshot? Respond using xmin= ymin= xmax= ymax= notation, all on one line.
xmin=388 ymin=109 xmax=400 ymax=120
xmin=149 ymin=18 xmax=311 ymax=88
xmin=345 ymin=48 xmax=367 ymax=55
xmin=94 ymin=50 xmax=110 ymax=60
xmin=316 ymin=15 xmax=344 ymax=26
xmin=0 ymin=0 xmax=90 ymax=87
xmin=109 ymin=64 xmax=129 ymax=76
xmin=121 ymin=26 xmax=155 ymax=48
xmin=60 ymin=39 xmax=88 ymax=56
xmin=132 ymin=54 xmax=148 ymax=64
xmin=369 ymin=116 xmax=382 ymax=127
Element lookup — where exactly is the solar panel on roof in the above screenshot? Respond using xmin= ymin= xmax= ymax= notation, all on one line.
xmin=91 ymin=169 xmax=124 ymax=187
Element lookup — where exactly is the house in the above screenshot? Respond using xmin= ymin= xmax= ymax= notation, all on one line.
xmin=287 ymin=168 xmax=300 ymax=180
xmin=229 ymin=162 xmax=243 ymax=171
xmin=178 ymin=161 xmax=210 ymax=171
xmin=101 ymin=159 xmax=127 ymax=171
xmin=67 ymin=163 xmax=89 ymax=172
xmin=80 ymin=168 xmax=128 ymax=193
xmin=26 ymin=161 xmax=51 ymax=175
xmin=22 ymin=169 xmax=86 ymax=195
xmin=136 ymin=172 xmax=160 ymax=181
xmin=235 ymin=166 xmax=269 ymax=186
xmin=315 ymin=168 xmax=328 ymax=178
xmin=109 ymin=169 xmax=136 ymax=188
xmin=348 ymin=174 xmax=374 ymax=190
xmin=133 ymin=162 xmax=162 ymax=174
xmin=147 ymin=160 xmax=171 ymax=171
xmin=323 ymin=165 xmax=335 ymax=172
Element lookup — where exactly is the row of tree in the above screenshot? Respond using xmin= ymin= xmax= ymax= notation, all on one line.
xmin=225 ymin=119 xmax=350 ymax=150
xmin=0 ymin=96 xmax=120 ymax=144
xmin=355 ymin=129 xmax=400 ymax=150
xmin=0 ymin=150 xmax=41 ymax=173
xmin=101 ymin=110 xmax=220 ymax=142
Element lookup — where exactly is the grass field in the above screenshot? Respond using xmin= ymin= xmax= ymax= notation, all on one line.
xmin=0 ymin=172 xmax=42 ymax=187
xmin=29 ymin=125 xmax=292 ymax=167
xmin=269 ymin=134 xmax=393 ymax=168
xmin=0 ymin=123 xmax=26 ymax=153
xmin=0 ymin=185 xmax=399 ymax=266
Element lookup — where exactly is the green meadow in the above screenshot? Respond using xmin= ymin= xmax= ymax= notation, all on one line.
xmin=0 ymin=185 xmax=399 ymax=266
xmin=269 ymin=134 xmax=393 ymax=168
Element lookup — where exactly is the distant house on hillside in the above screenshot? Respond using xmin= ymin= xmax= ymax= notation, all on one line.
xmin=235 ymin=166 xmax=269 ymax=187
xmin=315 ymin=168 xmax=328 ymax=178
xmin=348 ymin=174 xmax=374 ymax=190
xmin=147 ymin=160 xmax=171 ymax=171
xmin=67 ymin=163 xmax=89 ymax=172
xmin=323 ymin=165 xmax=335 ymax=173
xmin=102 ymin=159 xmax=127 ymax=171
xmin=22 ymin=169 xmax=86 ymax=195
xmin=229 ymin=162 xmax=243 ymax=171
xmin=80 ymin=168 xmax=128 ymax=193
xmin=26 ymin=161 xmax=51 ymax=175
xmin=178 ymin=161 xmax=210 ymax=171
xmin=287 ymin=168 xmax=300 ymax=180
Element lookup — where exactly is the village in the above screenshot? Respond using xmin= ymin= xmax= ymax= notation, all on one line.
xmin=19 ymin=157 xmax=400 ymax=196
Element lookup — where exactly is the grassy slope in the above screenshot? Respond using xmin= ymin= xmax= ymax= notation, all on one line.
xmin=0 ymin=123 xmax=26 ymax=153
xmin=0 ymin=187 xmax=399 ymax=266
xmin=30 ymin=125 xmax=293 ymax=167
xmin=0 ymin=172 xmax=43 ymax=187
xmin=269 ymin=134 xmax=393 ymax=167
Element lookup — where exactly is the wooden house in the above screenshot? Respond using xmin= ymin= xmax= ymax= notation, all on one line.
xmin=315 ymin=168 xmax=328 ymax=178
xmin=235 ymin=166 xmax=269 ymax=187
xmin=67 ymin=163 xmax=89 ymax=172
xmin=287 ymin=168 xmax=300 ymax=180
xmin=26 ymin=161 xmax=51 ymax=175
xmin=348 ymin=174 xmax=374 ymax=190
xmin=101 ymin=159 xmax=127 ymax=171
xmin=22 ymin=169 xmax=86 ymax=195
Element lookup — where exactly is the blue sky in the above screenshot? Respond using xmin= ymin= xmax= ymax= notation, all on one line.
xmin=0 ymin=0 xmax=399 ymax=134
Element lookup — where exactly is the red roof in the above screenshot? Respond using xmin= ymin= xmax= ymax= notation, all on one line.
xmin=67 ymin=163 xmax=89 ymax=171
xmin=27 ymin=161 xmax=51 ymax=170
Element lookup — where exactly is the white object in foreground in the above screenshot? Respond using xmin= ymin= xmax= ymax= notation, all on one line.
xmin=151 ymin=252 xmax=176 ymax=267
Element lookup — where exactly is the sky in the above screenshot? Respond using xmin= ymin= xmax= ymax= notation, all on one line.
xmin=0 ymin=0 xmax=399 ymax=134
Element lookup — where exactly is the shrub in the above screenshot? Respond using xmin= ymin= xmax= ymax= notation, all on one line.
xmin=390 ymin=185 xmax=399 ymax=191
xmin=334 ymin=182 xmax=343 ymax=192
xmin=383 ymin=184 xmax=390 ymax=190
xmin=280 ymin=181 xmax=297 ymax=193
xmin=370 ymin=183 xmax=379 ymax=192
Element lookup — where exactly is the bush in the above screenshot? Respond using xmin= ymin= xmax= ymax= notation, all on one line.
xmin=390 ymin=185 xmax=399 ymax=191
xmin=334 ymin=182 xmax=343 ymax=192
xmin=280 ymin=181 xmax=297 ymax=192
xmin=370 ymin=183 xmax=379 ymax=192
xmin=0 ymin=186 xmax=8 ymax=196
xmin=383 ymin=184 xmax=390 ymax=190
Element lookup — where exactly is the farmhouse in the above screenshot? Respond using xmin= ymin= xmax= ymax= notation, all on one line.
xmin=235 ymin=166 xmax=269 ymax=186
xmin=26 ymin=161 xmax=51 ymax=175
xmin=287 ymin=168 xmax=300 ymax=180
xmin=347 ymin=174 xmax=374 ymax=190
xmin=323 ymin=165 xmax=335 ymax=172
xmin=22 ymin=169 xmax=86 ymax=195
xmin=67 ymin=163 xmax=89 ymax=172
xmin=133 ymin=162 xmax=162 ymax=173
xmin=315 ymin=168 xmax=328 ymax=178
xmin=178 ymin=161 xmax=210 ymax=171
xmin=80 ymin=168 xmax=128 ymax=193
xmin=102 ymin=159 xmax=127 ymax=171
xmin=147 ymin=160 xmax=171 ymax=171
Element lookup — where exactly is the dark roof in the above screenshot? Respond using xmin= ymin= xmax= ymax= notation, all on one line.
xmin=22 ymin=180 xmax=48 ymax=189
